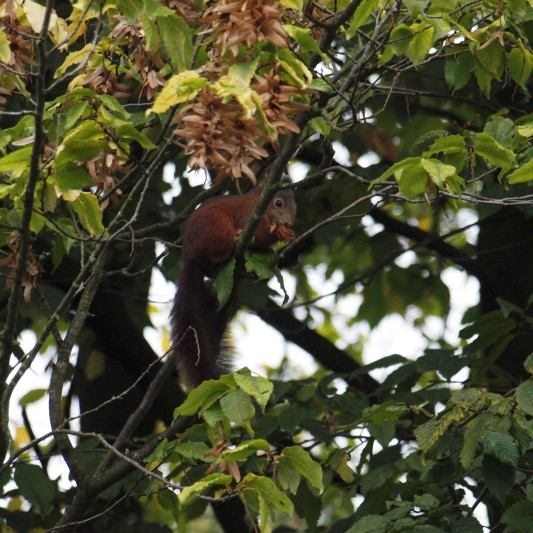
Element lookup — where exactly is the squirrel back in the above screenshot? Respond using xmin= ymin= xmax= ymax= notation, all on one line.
xmin=170 ymin=185 xmax=296 ymax=388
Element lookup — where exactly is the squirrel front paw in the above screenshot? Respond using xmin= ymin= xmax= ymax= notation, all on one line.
xmin=273 ymin=224 xmax=296 ymax=241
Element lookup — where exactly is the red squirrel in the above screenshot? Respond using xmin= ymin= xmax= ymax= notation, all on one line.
xmin=170 ymin=183 xmax=297 ymax=388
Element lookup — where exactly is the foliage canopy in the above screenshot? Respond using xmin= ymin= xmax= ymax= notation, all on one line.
xmin=2 ymin=0 xmax=533 ymax=531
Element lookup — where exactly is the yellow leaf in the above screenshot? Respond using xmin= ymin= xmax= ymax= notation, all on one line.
xmin=23 ymin=0 xmax=58 ymax=33
xmin=151 ymin=71 xmax=207 ymax=114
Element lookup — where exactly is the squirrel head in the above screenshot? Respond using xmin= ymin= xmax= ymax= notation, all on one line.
xmin=267 ymin=176 xmax=296 ymax=228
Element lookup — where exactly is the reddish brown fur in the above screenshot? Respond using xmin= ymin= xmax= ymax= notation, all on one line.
xmin=171 ymin=186 xmax=296 ymax=388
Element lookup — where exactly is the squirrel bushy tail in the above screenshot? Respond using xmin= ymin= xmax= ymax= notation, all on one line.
xmin=170 ymin=261 xmax=232 ymax=389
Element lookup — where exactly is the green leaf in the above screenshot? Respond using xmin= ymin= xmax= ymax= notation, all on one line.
xmin=239 ymin=473 xmax=294 ymax=515
xmin=308 ymin=116 xmax=331 ymax=136
xmin=173 ymin=441 xmax=211 ymax=460
xmin=14 ymin=463 xmax=56 ymax=513
xmin=220 ymin=388 xmax=255 ymax=425
xmin=406 ymin=25 xmax=435 ymax=65
xmin=346 ymin=0 xmax=379 ymax=38
xmin=524 ymin=354 xmax=533 ymax=374
xmin=71 ymin=192 xmax=104 ymax=236
xmin=389 ymin=24 xmax=412 ymax=57
xmin=178 ymin=473 xmax=233 ymax=505
xmin=174 ymin=380 xmax=230 ymax=417
xmin=461 ymin=415 xmax=485 ymax=469
xmin=213 ymin=257 xmax=236 ymax=309
xmin=234 ymin=371 xmax=273 ymax=411
xmin=346 ymin=515 xmax=391 ymax=533
xmin=222 ymin=439 xmax=270 ymax=462
xmin=277 ymin=48 xmax=313 ymax=88
xmin=482 ymin=454 xmax=514 ymax=503
xmin=116 ymin=0 xmax=142 ymax=22
xmin=245 ymin=250 xmax=276 ymax=280
xmin=516 ymin=380 xmax=533 ymax=415
xmin=55 ymin=161 xmax=94 ymax=193
xmin=280 ymin=446 xmax=323 ymax=492
xmin=501 ymin=500 xmax=533 ymax=533
xmin=283 ymin=25 xmax=327 ymax=61
xmin=483 ymin=430 xmax=519 ymax=466
xmin=423 ymin=135 xmax=466 ymax=157
xmin=372 ymin=156 xmax=421 ymax=184
xmin=277 ymin=460 xmax=301 ymax=493
xmin=18 ymin=388 xmax=47 ymax=407
xmin=420 ymin=158 xmax=457 ymax=187
xmin=0 ymin=146 xmax=32 ymax=173
xmin=474 ymin=133 xmax=516 ymax=170
xmin=445 ymin=52 xmax=474 ymax=91
xmin=507 ymin=159 xmax=533 ymax=184
xmin=474 ymin=40 xmax=504 ymax=79
xmin=0 ymin=30 xmax=11 ymax=63
xmin=414 ymin=493 xmax=439 ymax=511
xmin=157 ymin=13 xmax=193 ymax=72
xmin=152 ymin=71 xmax=207 ymax=114
xmin=396 ymin=162 xmax=428 ymax=197
xmin=56 ymin=120 xmax=106 ymax=163
xmin=508 ymin=46 xmax=533 ymax=86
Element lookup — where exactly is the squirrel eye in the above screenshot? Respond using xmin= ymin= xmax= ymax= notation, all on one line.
xmin=274 ymin=198 xmax=284 ymax=208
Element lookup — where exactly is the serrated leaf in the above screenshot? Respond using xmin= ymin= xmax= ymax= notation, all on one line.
xmin=220 ymin=388 xmax=255 ymax=425
xmin=239 ymin=473 xmax=294 ymax=515
xmin=461 ymin=415 xmax=485 ymax=469
xmin=174 ymin=380 xmax=229 ymax=417
xmin=234 ymin=371 xmax=273 ymax=411
xmin=420 ymin=158 xmax=457 ymax=188
xmin=483 ymin=430 xmax=519 ymax=466
xmin=516 ymin=380 xmax=533 ymax=415
xmin=71 ymin=192 xmax=104 ymax=236
xmin=277 ymin=460 xmax=301 ymax=493
xmin=178 ymin=473 xmax=233 ymax=505
xmin=474 ymin=132 xmax=516 ymax=170
xmin=174 ymin=441 xmax=211 ymax=460
xmin=501 ymin=500 xmax=533 ymax=532
xmin=56 ymin=120 xmax=106 ymax=163
xmin=23 ymin=0 xmax=58 ymax=33
xmin=158 ymin=14 xmax=194 ymax=72
xmin=507 ymin=159 xmax=533 ymax=184
xmin=152 ymin=71 xmax=207 ymax=114
xmin=14 ymin=463 xmax=56 ymax=513
xmin=280 ymin=446 xmax=323 ymax=492
xmin=213 ymin=257 xmax=236 ymax=309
